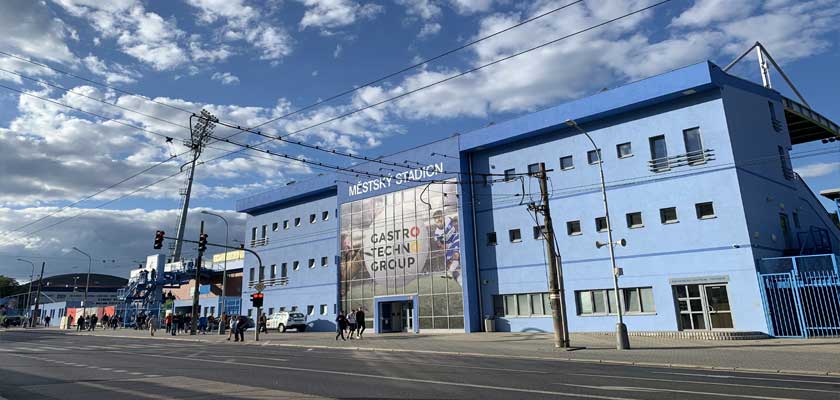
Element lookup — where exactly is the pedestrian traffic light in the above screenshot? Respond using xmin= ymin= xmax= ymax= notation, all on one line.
xmin=153 ymin=230 xmax=165 ymax=249
xmin=198 ymin=233 xmax=208 ymax=252
xmin=250 ymin=292 xmax=264 ymax=307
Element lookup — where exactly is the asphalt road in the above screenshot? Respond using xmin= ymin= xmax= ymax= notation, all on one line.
xmin=1 ymin=330 xmax=839 ymax=399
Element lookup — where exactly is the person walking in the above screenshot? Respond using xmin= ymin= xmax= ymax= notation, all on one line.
xmin=164 ymin=313 xmax=173 ymax=334
xmin=335 ymin=312 xmax=348 ymax=341
xmin=228 ymin=314 xmax=237 ymax=341
xmin=220 ymin=313 xmax=228 ymax=334
xmin=171 ymin=314 xmax=179 ymax=336
xmin=77 ymin=315 xmax=86 ymax=331
xmin=346 ymin=309 xmax=357 ymax=339
xmin=235 ymin=315 xmax=247 ymax=342
xmin=258 ymin=313 xmax=267 ymax=334
xmin=149 ymin=314 xmax=158 ymax=336
xmin=198 ymin=315 xmax=208 ymax=334
xmin=67 ymin=315 xmax=74 ymax=330
xmin=355 ymin=308 xmax=366 ymax=339
xmin=88 ymin=314 xmax=98 ymax=331
xmin=44 ymin=315 xmax=51 ymax=327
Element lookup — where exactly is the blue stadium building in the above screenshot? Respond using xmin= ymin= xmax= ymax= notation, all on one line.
xmin=236 ymin=61 xmax=840 ymax=337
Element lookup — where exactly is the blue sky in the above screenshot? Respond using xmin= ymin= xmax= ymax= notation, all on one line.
xmin=0 ymin=0 xmax=838 ymax=280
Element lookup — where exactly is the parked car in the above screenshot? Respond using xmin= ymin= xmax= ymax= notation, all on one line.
xmin=0 ymin=315 xmax=22 ymax=327
xmin=265 ymin=311 xmax=307 ymax=332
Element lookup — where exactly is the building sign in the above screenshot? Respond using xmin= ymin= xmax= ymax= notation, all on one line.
xmin=348 ymin=162 xmax=446 ymax=197
xmin=669 ymin=275 xmax=730 ymax=285
xmin=212 ymin=250 xmax=244 ymax=263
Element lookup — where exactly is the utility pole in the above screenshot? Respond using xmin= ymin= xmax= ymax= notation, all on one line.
xmin=172 ymin=109 xmax=217 ymax=262
xmin=32 ymin=262 xmax=45 ymax=327
xmin=532 ymin=163 xmax=570 ymax=348
xmin=191 ymin=221 xmax=206 ymax=335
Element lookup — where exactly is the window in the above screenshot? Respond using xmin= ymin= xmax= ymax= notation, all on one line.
xmin=307 ymin=305 xmax=315 ymax=316
xmin=322 ymin=211 xmax=329 ymax=221
xmin=649 ymin=135 xmax=668 ymax=171
xmin=248 ymin=267 xmax=255 ymax=282
xmin=247 ymin=309 xmax=253 ymax=317
xmin=321 ymin=256 xmax=329 ymax=267
xmin=308 ymin=258 xmax=315 ymax=269
xmin=626 ymin=212 xmax=643 ymax=228
xmin=595 ymin=217 xmax=608 ymax=232
xmin=270 ymin=264 xmax=277 ymax=279
xmin=493 ymin=293 xmax=550 ymax=317
xmin=310 ymin=214 xmax=316 ymax=224
xmin=294 ymin=217 xmax=301 ymax=227
xmin=268 ymin=307 xmax=274 ymax=315
xmin=279 ymin=307 xmax=286 ymax=312
xmin=293 ymin=261 xmax=300 ymax=271
xmin=250 ymin=227 xmax=257 ymax=242
xmin=527 ymin=163 xmax=541 ymax=176
xmin=566 ymin=220 xmax=581 ymax=236
xmin=272 ymin=222 xmax=279 ymax=232
xmin=659 ymin=207 xmax=678 ymax=224
xmin=210 ymin=306 xmax=215 ymax=316
xmin=504 ymin=168 xmax=516 ymax=181
xmin=509 ymin=229 xmax=522 ymax=243
xmin=261 ymin=225 xmax=267 ymax=239
xmin=533 ymin=225 xmax=546 ymax=240
xmin=320 ymin=304 xmax=328 ymax=315
xmin=486 ymin=232 xmax=497 ymax=246
xmin=792 ymin=211 xmax=801 ymax=229
xmin=778 ymin=146 xmax=794 ymax=179
xmin=560 ymin=155 xmax=574 ymax=170
xmin=290 ymin=306 xmax=298 ymax=312
xmin=281 ymin=263 xmax=288 ymax=278
xmin=616 ymin=142 xmax=632 ymax=158
xmin=283 ymin=220 xmax=289 ymax=230
xmin=695 ymin=202 xmax=715 ymax=219
xmin=769 ymin=101 xmax=777 ymax=121
xmin=587 ymin=149 xmax=602 ymax=164
xmin=259 ymin=265 xmax=265 ymax=281
xmin=683 ymin=127 xmax=705 ymax=165
xmin=576 ymin=287 xmax=655 ymax=315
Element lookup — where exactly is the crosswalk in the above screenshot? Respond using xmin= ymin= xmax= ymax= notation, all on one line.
xmin=1 ymin=342 xmax=196 ymax=353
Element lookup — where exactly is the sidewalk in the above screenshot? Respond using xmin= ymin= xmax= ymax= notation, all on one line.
xmin=52 ymin=328 xmax=840 ymax=376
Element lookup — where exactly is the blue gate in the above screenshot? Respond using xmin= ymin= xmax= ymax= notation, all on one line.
xmin=758 ymin=255 xmax=840 ymax=338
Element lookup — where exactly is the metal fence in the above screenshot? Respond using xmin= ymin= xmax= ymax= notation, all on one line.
xmin=759 ymin=269 xmax=840 ymax=338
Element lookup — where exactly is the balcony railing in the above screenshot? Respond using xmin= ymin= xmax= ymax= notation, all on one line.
xmin=250 ymin=237 xmax=270 ymax=247
xmin=648 ymin=149 xmax=715 ymax=173
xmin=248 ymin=277 xmax=288 ymax=289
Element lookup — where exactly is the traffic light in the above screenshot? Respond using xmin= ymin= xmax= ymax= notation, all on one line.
xmin=153 ymin=230 xmax=165 ymax=249
xmin=198 ymin=233 xmax=208 ymax=252
xmin=250 ymin=292 xmax=264 ymax=308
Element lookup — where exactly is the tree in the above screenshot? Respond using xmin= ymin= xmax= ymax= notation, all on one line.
xmin=0 ymin=276 xmax=19 ymax=298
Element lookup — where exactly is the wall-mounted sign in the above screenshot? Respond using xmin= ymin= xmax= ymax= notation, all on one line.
xmin=668 ymin=275 xmax=729 ymax=285
xmin=348 ymin=162 xmax=446 ymax=197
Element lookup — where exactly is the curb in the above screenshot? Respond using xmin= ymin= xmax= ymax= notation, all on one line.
xmin=53 ymin=331 xmax=840 ymax=377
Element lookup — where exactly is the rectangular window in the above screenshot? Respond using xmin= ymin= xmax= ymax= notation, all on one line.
xmin=504 ymin=168 xmax=516 ymax=181
xmin=293 ymin=261 xmax=300 ymax=270
xmin=272 ymin=222 xmax=279 ymax=232
xmin=248 ymin=267 xmax=255 ymax=282
xmin=321 ymin=256 xmax=329 ymax=267
xmin=268 ymin=307 xmax=274 ymax=315
xmin=310 ymin=214 xmax=316 ymax=224
xmin=566 ymin=220 xmax=581 ymax=236
xmin=683 ymin=127 xmax=705 ymax=165
xmin=649 ymin=135 xmax=669 ymax=172
xmin=307 ymin=305 xmax=315 ymax=316
xmin=279 ymin=307 xmax=286 ymax=312
xmin=695 ymin=202 xmax=715 ymax=219
xmin=616 ymin=142 xmax=632 ymax=158
xmin=261 ymin=225 xmax=267 ymax=239
xmin=595 ymin=217 xmax=608 ymax=232
xmin=320 ymin=304 xmax=328 ymax=315
xmin=778 ymin=146 xmax=793 ymax=179
xmin=294 ymin=217 xmax=301 ymax=227
xmin=587 ymin=149 xmax=602 ymax=164
xmin=291 ymin=306 xmax=298 ymax=312
xmin=270 ymin=264 xmax=277 ymax=279
xmin=577 ymin=287 xmax=655 ymax=315
xmin=493 ymin=293 xmax=550 ymax=317
xmin=792 ymin=211 xmax=801 ymax=229
xmin=281 ymin=263 xmax=288 ymax=278
xmin=560 ymin=155 xmax=574 ymax=170
xmin=251 ymin=227 xmax=257 ymax=241
xmin=626 ymin=212 xmax=643 ymax=228
xmin=308 ymin=258 xmax=315 ymax=268
xmin=527 ymin=163 xmax=541 ymax=176
xmin=517 ymin=294 xmax=531 ymax=315
xmin=322 ymin=211 xmax=329 ymax=221
xmin=659 ymin=207 xmax=678 ymax=224
xmin=259 ymin=265 xmax=265 ymax=281
xmin=509 ymin=229 xmax=522 ymax=243
xmin=247 ymin=309 xmax=253 ymax=317
xmin=533 ymin=225 xmax=546 ymax=240
xmin=486 ymin=232 xmax=497 ymax=246
xmin=769 ymin=101 xmax=777 ymax=121
xmin=283 ymin=220 xmax=289 ymax=230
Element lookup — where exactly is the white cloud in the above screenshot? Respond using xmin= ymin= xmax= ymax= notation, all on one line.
xmin=82 ymin=55 xmax=142 ymax=84
xmin=298 ymin=0 xmax=384 ymax=31
xmin=211 ymin=72 xmax=240 ymax=85
xmin=671 ymin=0 xmax=760 ymax=27
xmin=333 ymin=44 xmax=343 ymax=58
xmin=449 ymin=0 xmax=495 ymax=15
xmin=0 ymin=0 xmax=77 ymax=63
xmin=795 ymin=162 xmax=840 ymax=179
xmin=418 ymin=22 xmax=442 ymax=38
xmin=398 ymin=0 xmax=442 ymax=19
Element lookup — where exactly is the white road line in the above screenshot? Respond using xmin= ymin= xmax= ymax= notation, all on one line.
xmin=114 ymin=351 xmax=638 ymax=400
xmin=559 ymin=383 xmax=802 ymax=400
xmin=570 ymin=373 xmax=838 ymax=394
xmin=652 ymin=371 xmax=840 ymax=386
xmin=39 ymin=346 xmax=65 ymax=351
xmin=129 ymin=372 xmax=144 ymax=375
xmin=112 ymin=369 xmax=127 ymax=373
xmin=14 ymin=347 xmax=44 ymax=352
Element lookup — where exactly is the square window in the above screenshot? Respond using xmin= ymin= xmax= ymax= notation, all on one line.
xmin=659 ymin=207 xmax=678 ymax=224
xmin=560 ymin=156 xmax=574 ymax=170
xmin=272 ymin=222 xmax=279 ymax=232
xmin=293 ymin=261 xmax=300 ymax=270
xmin=626 ymin=212 xmax=643 ymax=228
xmin=321 ymin=256 xmax=329 ymax=267
xmin=283 ymin=220 xmax=289 ymax=229
xmin=508 ymin=229 xmax=522 ymax=243
xmin=504 ymin=168 xmax=516 ymax=181
xmin=268 ymin=307 xmax=274 ymax=315
xmin=527 ymin=163 xmax=541 ymax=176
xmin=320 ymin=304 xmax=328 ymax=315
xmin=294 ymin=217 xmax=301 ymax=227
xmin=695 ymin=202 xmax=715 ymax=219
xmin=308 ymin=258 xmax=315 ymax=268
xmin=291 ymin=306 xmax=298 ymax=312
xmin=310 ymin=214 xmax=316 ymax=224
xmin=533 ymin=225 xmax=546 ymax=240
xmin=587 ymin=149 xmax=602 ymax=164
xmin=486 ymin=232 xmax=497 ymax=246
xmin=566 ymin=220 xmax=581 ymax=236
xmin=595 ymin=217 xmax=608 ymax=232
xmin=322 ymin=211 xmax=329 ymax=221
xmin=307 ymin=305 xmax=315 ymax=316
xmin=616 ymin=142 xmax=632 ymax=158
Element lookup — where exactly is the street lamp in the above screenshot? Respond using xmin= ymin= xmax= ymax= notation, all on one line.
xmin=72 ymin=247 xmax=93 ymax=322
xmin=565 ymin=119 xmax=631 ymax=350
xmin=16 ymin=258 xmax=35 ymax=327
xmin=201 ymin=210 xmax=229 ymax=334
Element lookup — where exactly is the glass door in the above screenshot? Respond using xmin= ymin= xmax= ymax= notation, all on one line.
xmin=674 ymin=285 xmax=706 ymax=330
xmin=674 ymin=284 xmax=734 ymax=330
xmin=705 ymin=285 xmax=733 ymax=329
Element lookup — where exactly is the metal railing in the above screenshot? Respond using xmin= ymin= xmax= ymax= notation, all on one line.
xmin=247 ymin=277 xmax=288 ymax=289
xmin=250 ymin=237 xmax=270 ymax=247
xmin=648 ymin=149 xmax=715 ymax=172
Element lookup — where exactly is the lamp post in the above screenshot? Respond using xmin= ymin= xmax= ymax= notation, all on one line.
xmin=201 ymin=210 xmax=229 ymax=334
xmin=72 ymin=247 xmax=93 ymax=322
xmin=16 ymin=258 xmax=35 ymax=326
xmin=565 ymin=119 xmax=630 ymax=350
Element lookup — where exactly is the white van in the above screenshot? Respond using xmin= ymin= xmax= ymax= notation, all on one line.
xmin=266 ymin=311 xmax=307 ymax=332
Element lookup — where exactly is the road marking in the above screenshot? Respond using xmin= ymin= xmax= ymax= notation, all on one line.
xmin=115 ymin=351 xmax=639 ymax=400
xmin=112 ymin=369 xmax=127 ymax=373
xmin=205 ymin=355 xmax=288 ymax=362
xmin=652 ymin=371 xmax=840 ymax=386
xmin=570 ymin=373 xmax=839 ymax=394
xmin=559 ymin=383 xmax=802 ymax=400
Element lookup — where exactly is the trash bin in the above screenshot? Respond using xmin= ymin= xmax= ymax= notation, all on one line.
xmin=484 ymin=317 xmax=495 ymax=332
